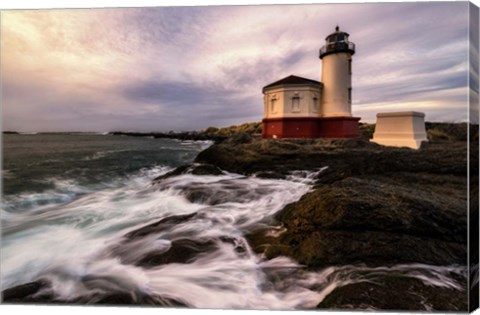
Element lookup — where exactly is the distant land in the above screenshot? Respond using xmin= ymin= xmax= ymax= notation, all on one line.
xmin=3 ymin=121 xmax=477 ymax=143
xmin=108 ymin=121 xmax=476 ymax=143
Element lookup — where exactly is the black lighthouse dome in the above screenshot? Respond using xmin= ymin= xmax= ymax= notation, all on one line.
xmin=319 ymin=26 xmax=355 ymax=59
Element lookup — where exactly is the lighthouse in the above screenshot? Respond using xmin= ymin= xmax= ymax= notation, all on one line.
xmin=319 ymin=26 xmax=355 ymax=117
xmin=261 ymin=26 xmax=360 ymax=139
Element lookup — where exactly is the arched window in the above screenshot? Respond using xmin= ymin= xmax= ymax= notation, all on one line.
xmin=270 ymin=97 xmax=277 ymax=113
xmin=312 ymin=96 xmax=318 ymax=112
xmin=292 ymin=96 xmax=300 ymax=112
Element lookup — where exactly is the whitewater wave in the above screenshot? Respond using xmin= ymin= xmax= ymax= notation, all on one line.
xmin=1 ymin=166 xmax=467 ymax=309
xmin=82 ymin=150 xmax=126 ymax=161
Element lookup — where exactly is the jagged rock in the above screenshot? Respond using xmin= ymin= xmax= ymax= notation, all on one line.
xmin=125 ymin=213 xmax=197 ymax=239
xmin=195 ymin=138 xmax=470 ymax=180
xmin=317 ymin=276 xmax=467 ymax=311
xmin=136 ymin=239 xmax=216 ymax=267
xmin=260 ymin=174 xmax=468 ymax=267
xmin=2 ymin=279 xmax=52 ymax=302
xmin=154 ymin=164 xmax=224 ymax=181
xmin=2 ymin=279 xmax=185 ymax=306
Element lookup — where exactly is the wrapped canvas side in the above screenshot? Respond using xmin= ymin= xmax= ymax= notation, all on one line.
xmin=469 ymin=1 xmax=480 ymax=313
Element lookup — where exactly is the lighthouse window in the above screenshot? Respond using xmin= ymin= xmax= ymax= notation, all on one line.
xmin=348 ymin=59 xmax=352 ymax=74
xmin=292 ymin=96 xmax=300 ymax=112
xmin=348 ymin=88 xmax=352 ymax=102
xmin=313 ymin=97 xmax=318 ymax=112
xmin=270 ymin=98 xmax=277 ymax=113
xmin=329 ymin=34 xmax=345 ymax=43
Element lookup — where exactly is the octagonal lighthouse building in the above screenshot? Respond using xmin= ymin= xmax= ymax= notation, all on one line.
xmin=262 ymin=26 xmax=361 ymax=138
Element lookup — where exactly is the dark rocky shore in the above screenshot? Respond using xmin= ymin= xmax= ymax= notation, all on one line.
xmin=185 ymin=123 xmax=475 ymax=311
xmin=3 ymin=123 xmax=477 ymax=311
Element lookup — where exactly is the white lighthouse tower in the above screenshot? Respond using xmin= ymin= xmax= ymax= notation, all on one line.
xmin=261 ymin=25 xmax=361 ymax=138
xmin=319 ymin=26 xmax=355 ymax=117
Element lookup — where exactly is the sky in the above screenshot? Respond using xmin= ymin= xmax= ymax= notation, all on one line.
xmin=1 ymin=2 xmax=477 ymax=132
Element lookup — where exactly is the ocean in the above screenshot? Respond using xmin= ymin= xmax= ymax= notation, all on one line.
xmin=1 ymin=134 xmax=466 ymax=309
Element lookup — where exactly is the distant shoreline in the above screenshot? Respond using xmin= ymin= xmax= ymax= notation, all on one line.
xmin=3 ymin=121 xmax=475 ymax=143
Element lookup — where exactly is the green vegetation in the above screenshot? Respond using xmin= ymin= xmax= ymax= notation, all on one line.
xmin=359 ymin=123 xmax=375 ymax=139
xmin=112 ymin=121 xmax=478 ymax=144
xmin=425 ymin=122 xmax=469 ymax=141
xmin=202 ymin=122 xmax=262 ymax=137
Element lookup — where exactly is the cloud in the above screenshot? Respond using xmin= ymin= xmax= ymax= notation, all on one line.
xmin=1 ymin=2 xmax=473 ymax=132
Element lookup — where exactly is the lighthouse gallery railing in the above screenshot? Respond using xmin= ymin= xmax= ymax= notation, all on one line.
xmin=319 ymin=42 xmax=355 ymax=57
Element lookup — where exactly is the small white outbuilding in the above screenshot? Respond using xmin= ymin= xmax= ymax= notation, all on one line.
xmin=372 ymin=111 xmax=428 ymax=149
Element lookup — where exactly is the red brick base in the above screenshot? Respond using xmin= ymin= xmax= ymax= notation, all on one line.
xmin=262 ymin=116 xmax=361 ymax=138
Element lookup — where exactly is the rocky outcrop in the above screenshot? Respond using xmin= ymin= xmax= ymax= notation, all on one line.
xmin=1 ymin=279 xmax=185 ymax=306
xmin=193 ymin=136 xmax=472 ymax=267
xmin=317 ymin=276 xmax=467 ymax=311
xmin=195 ymin=137 xmax=468 ymax=179
xmin=153 ymin=164 xmax=224 ymax=181
xmin=266 ymin=174 xmax=467 ymax=267
xmin=196 ymin=135 xmax=473 ymax=310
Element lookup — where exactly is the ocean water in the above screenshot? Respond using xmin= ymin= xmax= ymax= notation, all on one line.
xmin=1 ymin=134 xmax=467 ymax=309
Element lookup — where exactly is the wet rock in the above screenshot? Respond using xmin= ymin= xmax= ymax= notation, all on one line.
xmin=154 ymin=165 xmax=190 ymax=181
xmin=197 ymin=136 xmax=470 ymax=269
xmin=2 ymin=279 xmax=52 ymax=302
xmin=136 ymin=239 xmax=216 ymax=267
xmin=317 ymin=276 xmax=467 ymax=311
xmin=83 ymin=291 xmax=186 ymax=306
xmin=183 ymin=184 xmax=250 ymax=205
xmin=2 ymin=279 xmax=186 ymax=306
xmin=253 ymin=171 xmax=285 ymax=179
xmin=195 ymin=138 xmax=469 ymax=180
xmin=182 ymin=182 xmax=271 ymax=205
xmin=265 ymin=175 xmax=467 ymax=267
xmin=125 ymin=213 xmax=197 ymax=239
xmin=154 ymin=164 xmax=223 ymax=181
xmin=266 ymin=229 xmax=465 ymax=267
xmin=277 ymin=175 xmax=467 ymax=244
xmin=244 ymin=228 xmax=281 ymax=255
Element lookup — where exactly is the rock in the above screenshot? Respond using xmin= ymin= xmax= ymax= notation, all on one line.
xmin=78 ymin=290 xmax=185 ymax=306
xmin=195 ymin=136 xmax=470 ymax=269
xmin=188 ymin=164 xmax=224 ymax=176
xmin=2 ymin=279 xmax=52 ymax=302
xmin=154 ymin=164 xmax=224 ymax=181
xmin=135 ymin=236 xmax=249 ymax=267
xmin=195 ymin=138 xmax=469 ymax=180
xmin=264 ymin=175 xmax=467 ymax=267
xmin=154 ymin=165 xmax=191 ymax=181
xmin=252 ymin=171 xmax=285 ymax=179
xmin=125 ymin=213 xmax=197 ymax=239
xmin=136 ymin=239 xmax=216 ymax=267
xmin=143 ymin=126 xmax=472 ymax=310
xmin=182 ymin=181 xmax=273 ymax=205
xmin=183 ymin=185 xmax=252 ymax=205
xmin=317 ymin=276 xmax=467 ymax=311
xmin=2 ymin=279 xmax=186 ymax=306
xmin=277 ymin=175 xmax=467 ymax=244
xmin=266 ymin=229 xmax=465 ymax=267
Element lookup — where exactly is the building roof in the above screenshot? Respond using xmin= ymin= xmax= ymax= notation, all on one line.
xmin=262 ymin=75 xmax=322 ymax=93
